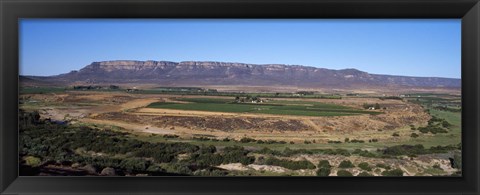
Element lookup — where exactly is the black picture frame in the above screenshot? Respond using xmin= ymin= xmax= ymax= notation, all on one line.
xmin=1 ymin=0 xmax=479 ymax=194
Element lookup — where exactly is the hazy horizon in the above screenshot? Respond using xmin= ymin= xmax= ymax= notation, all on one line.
xmin=20 ymin=19 xmax=461 ymax=79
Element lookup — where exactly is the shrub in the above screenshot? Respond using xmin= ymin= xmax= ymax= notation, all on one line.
xmin=222 ymin=138 xmax=231 ymax=142
xmin=442 ymin=121 xmax=452 ymax=128
xmin=222 ymin=146 xmax=255 ymax=165
xmin=193 ymin=137 xmax=211 ymax=141
xmin=350 ymin=139 xmax=365 ymax=143
xmin=255 ymin=147 xmax=282 ymax=156
xmin=381 ymin=144 xmax=425 ymax=156
xmin=358 ymin=162 xmax=372 ymax=171
xmin=199 ymin=145 xmax=217 ymax=154
xmin=352 ymin=149 xmax=377 ymax=158
xmin=338 ymin=160 xmax=354 ymax=168
xmin=392 ymin=132 xmax=400 ymax=137
xmin=328 ymin=140 xmax=342 ymax=144
xmin=146 ymin=164 xmax=164 ymax=172
xmin=316 ymin=167 xmax=331 ymax=176
xmin=452 ymin=153 xmax=462 ymax=169
xmin=119 ymin=158 xmax=151 ymax=172
xmin=410 ymin=133 xmax=419 ymax=138
xmin=337 ymin=170 xmax=353 ymax=176
xmin=265 ymin=157 xmax=316 ymax=170
xmin=194 ymin=168 xmax=227 ymax=176
xmin=163 ymin=134 xmax=179 ymax=139
xmin=318 ymin=160 xmax=331 ymax=168
xmin=240 ymin=137 xmax=256 ymax=143
xmin=357 ymin=171 xmax=373 ymax=176
xmin=381 ymin=169 xmax=404 ymax=176
xmin=418 ymin=126 xmax=448 ymax=134
xmin=316 ymin=160 xmax=332 ymax=176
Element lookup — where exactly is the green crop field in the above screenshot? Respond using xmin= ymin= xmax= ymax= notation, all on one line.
xmin=147 ymin=98 xmax=380 ymax=117
xmin=20 ymin=87 xmax=67 ymax=94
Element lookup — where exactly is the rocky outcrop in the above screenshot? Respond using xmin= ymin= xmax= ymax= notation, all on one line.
xmin=27 ymin=60 xmax=461 ymax=89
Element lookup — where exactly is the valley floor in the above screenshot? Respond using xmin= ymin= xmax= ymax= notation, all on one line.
xmin=18 ymin=89 xmax=462 ymax=176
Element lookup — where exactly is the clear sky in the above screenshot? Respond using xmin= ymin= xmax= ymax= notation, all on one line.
xmin=20 ymin=19 xmax=461 ymax=78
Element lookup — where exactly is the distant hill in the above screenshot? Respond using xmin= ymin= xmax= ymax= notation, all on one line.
xmin=21 ymin=60 xmax=461 ymax=90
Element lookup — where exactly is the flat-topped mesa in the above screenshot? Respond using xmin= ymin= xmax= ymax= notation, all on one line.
xmin=51 ymin=60 xmax=460 ymax=89
xmin=84 ymin=60 xmax=178 ymax=72
xmin=85 ymin=60 xmax=329 ymax=71
xmin=179 ymin=61 xmax=251 ymax=67
xmin=180 ymin=61 xmax=327 ymax=70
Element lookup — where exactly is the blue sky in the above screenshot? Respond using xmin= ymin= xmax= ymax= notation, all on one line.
xmin=20 ymin=19 xmax=461 ymax=78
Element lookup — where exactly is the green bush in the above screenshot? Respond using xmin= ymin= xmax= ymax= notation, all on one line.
xmin=357 ymin=171 xmax=373 ymax=176
xmin=318 ymin=160 xmax=331 ymax=168
xmin=381 ymin=144 xmax=425 ymax=156
xmin=265 ymin=157 xmax=316 ymax=170
xmin=328 ymin=140 xmax=342 ymax=144
xmin=350 ymin=139 xmax=365 ymax=143
xmin=381 ymin=169 xmax=404 ymax=176
xmin=442 ymin=121 xmax=452 ymax=128
xmin=338 ymin=160 xmax=355 ymax=168
xmin=381 ymin=144 xmax=459 ymax=156
xmin=337 ymin=170 xmax=353 ymax=176
xmin=358 ymin=162 xmax=372 ymax=171
xmin=410 ymin=133 xmax=419 ymax=138
xmin=452 ymin=153 xmax=462 ymax=169
xmin=352 ymin=149 xmax=377 ymax=158
xmin=316 ymin=160 xmax=332 ymax=176
xmin=240 ymin=137 xmax=256 ymax=143
xmin=222 ymin=138 xmax=231 ymax=142
xmin=316 ymin=167 xmax=331 ymax=176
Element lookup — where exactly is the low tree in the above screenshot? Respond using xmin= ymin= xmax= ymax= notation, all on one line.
xmin=316 ymin=160 xmax=332 ymax=176
xmin=358 ymin=162 xmax=371 ymax=171
xmin=381 ymin=169 xmax=404 ymax=176
xmin=338 ymin=160 xmax=354 ymax=168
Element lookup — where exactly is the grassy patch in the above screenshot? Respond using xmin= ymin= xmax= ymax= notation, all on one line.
xmin=20 ymin=87 xmax=66 ymax=94
xmin=147 ymin=98 xmax=380 ymax=117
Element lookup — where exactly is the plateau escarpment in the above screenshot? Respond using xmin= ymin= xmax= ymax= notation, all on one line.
xmin=22 ymin=60 xmax=461 ymax=90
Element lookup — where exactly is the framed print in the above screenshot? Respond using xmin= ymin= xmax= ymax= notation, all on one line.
xmin=1 ymin=0 xmax=479 ymax=194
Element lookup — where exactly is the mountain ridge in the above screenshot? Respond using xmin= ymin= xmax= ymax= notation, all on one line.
xmin=22 ymin=60 xmax=461 ymax=90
